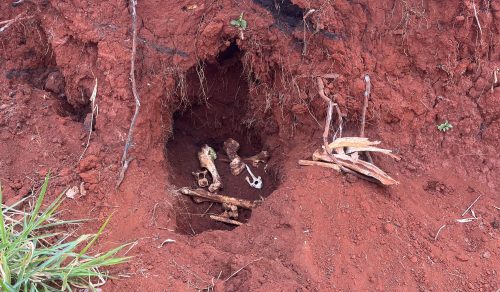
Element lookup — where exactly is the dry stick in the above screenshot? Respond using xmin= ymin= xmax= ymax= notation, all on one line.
xmin=461 ymin=194 xmax=482 ymax=217
xmin=302 ymin=9 xmax=316 ymax=55
xmin=202 ymin=202 xmax=215 ymax=215
xmin=316 ymin=76 xmax=388 ymax=183
xmin=117 ymin=0 xmax=141 ymax=189
xmin=434 ymin=224 xmax=446 ymax=241
xmin=317 ymin=77 xmax=345 ymax=170
xmin=361 ymin=74 xmax=373 ymax=164
xmin=360 ymin=75 xmax=370 ymax=137
xmin=209 ymin=215 xmax=242 ymax=226
xmin=179 ymin=188 xmax=256 ymax=209
xmin=224 ymin=257 xmax=263 ymax=282
xmin=78 ymin=78 xmax=98 ymax=162
xmin=317 ymin=77 xmax=343 ymax=140
xmin=298 ymin=159 xmax=341 ymax=171
xmin=316 ymin=81 xmax=371 ymax=181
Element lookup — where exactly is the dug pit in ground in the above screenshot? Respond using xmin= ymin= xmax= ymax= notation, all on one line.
xmin=165 ymin=47 xmax=278 ymax=234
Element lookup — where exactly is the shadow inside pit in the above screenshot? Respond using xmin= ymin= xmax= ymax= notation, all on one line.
xmin=166 ymin=45 xmax=277 ymax=235
xmin=253 ymin=0 xmax=304 ymax=29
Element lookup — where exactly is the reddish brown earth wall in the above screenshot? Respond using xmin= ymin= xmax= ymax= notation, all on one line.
xmin=0 ymin=0 xmax=499 ymax=291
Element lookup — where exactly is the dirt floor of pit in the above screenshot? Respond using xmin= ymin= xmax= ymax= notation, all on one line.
xmin=1 ymin=0 xmax=499 ymax=291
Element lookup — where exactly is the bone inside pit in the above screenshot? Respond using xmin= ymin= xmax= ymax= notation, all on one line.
xmin=165 ymin=45 xmax=278 ymax=234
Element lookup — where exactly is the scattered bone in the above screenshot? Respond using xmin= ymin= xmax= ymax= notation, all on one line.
xmin=244 ymin=151 xmax=270 ymax=167
xmin=192 ymin=169 xmax=209 ymax=188
xmin=179 ymin=187 xmax=256 ymax=209
xmin=220 ymin=150 xmax=270 ymax=168
xmin=229 ymin=157 xmax=246 ymax=176
xmin=158 ymin=239 xmax=176 ymax=248
xmin=224 ymin=138 xmax=246 ymax=175
xmin=222 ymin=203 xmax=239 ymax=219
xmin=223 ymin=138 xmax=240 ymax=160
xmin=245 ymin=165 xmax=263 ymax=189
xmin=198 ymin=145 xmax=222 ymax=192
xmin=210 ymin=215 xmax=242 ymax=226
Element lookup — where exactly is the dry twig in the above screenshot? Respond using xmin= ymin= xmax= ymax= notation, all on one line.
xmin=361 ymin=74 xmax=373 ymax=163
xmin=179 ymin=188 xmax=256 ymax=209
xmin=317 ymin=77 xmax=345 ymax=171
xmin=209 ymin=215 xmax=242 ymax=226
xmin=298 ymin=159 xmax=341 ymax=171
xmin=461 ymin=194 xmax=482 ymax=216
xmin=79 ymin=78 xmax=98 ymax=161
xmin=317 ymin=77 xmax=343 ymax=139
xmin=224 ymin=257 xmax=263 ymax=282
xmin=360 ymin=75 xmax=370 ymax=137
xmin=434 ymin=224 xmax=446 ymax=241
xmin=118 ymin=0 xmax=141 ymax=188
xmin=302 ymin=9 xmax=316 ymax=55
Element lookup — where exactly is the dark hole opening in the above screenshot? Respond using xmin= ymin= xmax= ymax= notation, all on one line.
xmin=166 ymin=47 xmax=278 ymax=234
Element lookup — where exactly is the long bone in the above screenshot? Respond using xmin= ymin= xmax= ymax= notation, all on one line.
xmin=198 ymin=145 xmax=223 ymax=192
xmin=223 ymin=138 xmax=246 ymax=176
xmin=244 ymin=150 xmax=270 ymax=167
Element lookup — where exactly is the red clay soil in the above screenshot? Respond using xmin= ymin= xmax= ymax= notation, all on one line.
xmin=1 ymin=0 xmax=499 ymax=291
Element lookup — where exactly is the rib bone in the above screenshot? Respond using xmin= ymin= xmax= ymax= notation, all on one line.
xmin=198 ymin=145 xmax=223 ymax=192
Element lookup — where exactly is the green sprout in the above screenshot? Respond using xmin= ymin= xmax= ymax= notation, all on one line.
xmin=230 ymin=13 xmax=247 ymax=30
xmin=207 ymin=147 xmax=217 ymax=160
xmin=437 ymin=120 xmax=453 ymax=132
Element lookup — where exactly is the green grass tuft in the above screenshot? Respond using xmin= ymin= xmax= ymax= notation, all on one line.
xmin=0 ymin=175 xmax=131 ymax=291
xmin=437 ymin=120 xmax=453 ymax=132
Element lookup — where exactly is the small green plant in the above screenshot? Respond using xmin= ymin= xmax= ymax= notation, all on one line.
xmin=437 ymin=120 xmax=453 ymax=132
xmin=207 ymin=146 xmax=217 ymax=160
xmin=230 ymin=13 xmax=247 ymax=30
xmin=0 ymin=176 xmax=131 ymax=291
